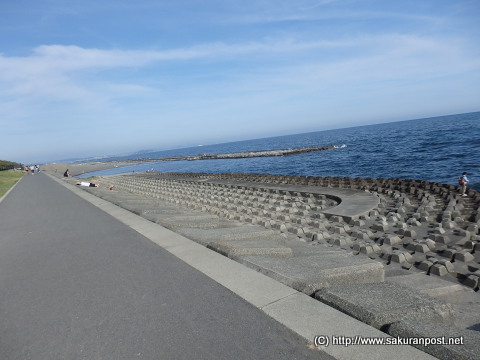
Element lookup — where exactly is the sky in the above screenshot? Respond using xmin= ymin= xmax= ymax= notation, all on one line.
xmin=1 ymin=0 xmax=479 ymax=164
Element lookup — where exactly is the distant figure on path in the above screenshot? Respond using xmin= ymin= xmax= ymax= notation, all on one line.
xmin=30 ymin=165 xmax=35 ymax=175
xmin=64 ymin=169 xmax=71 ymax=177
xmin=459 ymin=172 xmax=469 ymax=197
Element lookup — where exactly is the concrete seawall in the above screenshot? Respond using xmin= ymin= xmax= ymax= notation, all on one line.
xmin=52 ymin=170 xmax=480 ymax=360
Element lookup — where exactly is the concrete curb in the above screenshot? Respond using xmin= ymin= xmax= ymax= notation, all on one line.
xmin=46 ymin=173 xmax=436 ymax=360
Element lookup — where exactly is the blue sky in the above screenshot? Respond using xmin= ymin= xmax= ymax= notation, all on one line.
xmin=1 ymin=0 xmax=479 ymax=164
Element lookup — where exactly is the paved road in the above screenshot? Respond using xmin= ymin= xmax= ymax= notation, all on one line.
xmin=0 ymin=173 xmax=329 ymax=360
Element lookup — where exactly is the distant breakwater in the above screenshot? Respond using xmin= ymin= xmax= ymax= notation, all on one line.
xmin=124 ymin=145 xmax=336 ymax=163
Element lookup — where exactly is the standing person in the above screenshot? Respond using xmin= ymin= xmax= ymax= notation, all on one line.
xmin=30 ymin=165 xmax=35 ymax=175
xmin=459 ymin=172 xmax=469 ymax=197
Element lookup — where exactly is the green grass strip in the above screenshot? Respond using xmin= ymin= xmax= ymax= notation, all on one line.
xmin=0 ymin=170 xmax=25 ymax=198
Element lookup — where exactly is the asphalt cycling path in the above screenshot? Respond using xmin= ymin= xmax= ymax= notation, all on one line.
xmin=0 ymin=173 xmax=331 ymax=360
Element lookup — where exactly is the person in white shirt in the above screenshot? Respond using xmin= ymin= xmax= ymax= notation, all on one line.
xmin=76 ymin=181 xmax=114 ymax=190
xmin=76 ymin=181 xmax=99 ymax=187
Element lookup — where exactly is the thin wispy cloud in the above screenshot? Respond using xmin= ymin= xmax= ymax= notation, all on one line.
xmin=231 ymin=10 xmax=445 ymax=26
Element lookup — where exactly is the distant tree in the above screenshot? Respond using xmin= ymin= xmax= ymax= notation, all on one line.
xmin=0 ymin=160 xmax=24 ymax=171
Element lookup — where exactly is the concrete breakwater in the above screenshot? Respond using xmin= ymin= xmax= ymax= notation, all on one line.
xmin=125 ymin=145 xmax=336 ymax=162
xmin=59 ymin=171 xmax=480 ymax=359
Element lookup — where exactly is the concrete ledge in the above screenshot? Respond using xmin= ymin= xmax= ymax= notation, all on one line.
xmin=318 ymin=188 xmax=380 ymax=221
xmin=239 ymin=253 xmax=384 ymax=295
xmin=387 ymin=320 xmax=480 ymax=360
xmin=316 ymin=283 xmax=455 ymax=330
xmin=207 ymin=241 xmax=293 ymax=258
xmin=386 ymin=273 xmax=468 ymax=297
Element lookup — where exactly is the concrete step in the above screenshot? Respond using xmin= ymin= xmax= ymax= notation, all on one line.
xmin=385 ymin=273 xmax=468 ymax=297
xmin=239 ymin=252 xmax=384 ymax=295
xmin=315 ymin=282 xmax=455 ymax=330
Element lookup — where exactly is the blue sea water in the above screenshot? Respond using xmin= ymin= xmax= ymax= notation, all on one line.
xmin=80 ymin=112 xmax=480 ymax=188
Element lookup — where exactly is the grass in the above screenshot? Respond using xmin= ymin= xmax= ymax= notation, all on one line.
xmin=0 ymin=170 xmax=25 ymax=198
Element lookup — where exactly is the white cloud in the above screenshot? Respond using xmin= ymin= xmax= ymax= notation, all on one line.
xmin=1 ymin=25 xmax=479 ymax=163
xmin=0 ymin=32 xmax=477 ymax=122
xmin=1 ymin=32 xmax=477 ymax=106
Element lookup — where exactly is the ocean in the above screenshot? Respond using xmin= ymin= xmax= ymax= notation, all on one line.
xmin=79 ymin=112 xmax=480 ymax=188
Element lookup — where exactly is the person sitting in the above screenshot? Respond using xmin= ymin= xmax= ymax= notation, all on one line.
xmin=64 ymin=169 xmax=71 ymax=177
